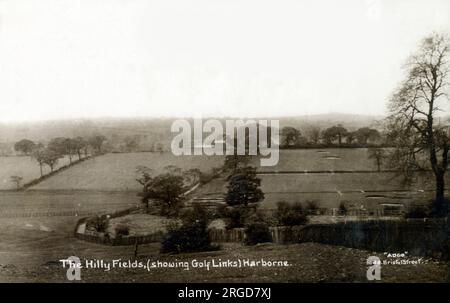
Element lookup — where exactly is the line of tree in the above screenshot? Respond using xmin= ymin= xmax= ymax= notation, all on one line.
xmin=280 ymin=125 xmax=382 ymax=148
xmin=14 ymin=135 xmax=107 ymax=177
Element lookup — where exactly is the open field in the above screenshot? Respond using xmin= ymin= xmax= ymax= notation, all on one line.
xmin=258 ymin=172 xmax=449 ymax=209
xmin=0 ymin=156 xmax=71 ymax=190
xmin=0 ymin=191 xmax=140 ymax=217
xmin=29 ymin=152 xmax=224 ymax=191
xmin=190 ymin=171 xmax=448 ymax=210
xmin=257 ymin=148 xmax=388 ymax=172
xmin=2 ymin=148 xmax=395 ymax=192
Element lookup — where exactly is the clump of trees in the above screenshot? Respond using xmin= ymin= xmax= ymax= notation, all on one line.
xmin=322 ymin=125 xmax=348 ymax=146
xmin=385 ymin=32 xmax=450 ymax=216
xmin=225 ymin=166 xmax=264 ymax=206
xmin=13 ymin=134 xmax=107 ymax=178
xmin=279 ymin=125 xmax=382 ymax=148
xmin=281 ymin=127 xmax=304 ymax=146
xmin=136 ymin=165 xmax=200 ymax=217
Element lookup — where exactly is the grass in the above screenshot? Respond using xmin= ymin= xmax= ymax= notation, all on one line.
xmin=257 ymin=148 xmax=383 ymax=172
xmin=107 ymin=214 xmax=177 ymax=237
xmin=29 ymin=152 xmax=224 ymax=191
xmin=258 ymin=172 xmax=445 ymax=209
xmin=0 ymin=155 xmax=71 ymax=190
xmin=0 ymin=191 xmax=141 ymax=215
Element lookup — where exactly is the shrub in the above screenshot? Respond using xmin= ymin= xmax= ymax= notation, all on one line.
xmin=224 ymin=206 xmax=252 ymax=229
xmin=115 ymin=225 xmax=130 ymax=237
xmin=244 ymin=222 xmax=273 ymax=246
xmin=279 ymin=211 xmax=308 ymax=226
xmin=87 ymin=215 xmax=109 ymax=233
xmin=214 ymin=204 xmax=228 ymax=219
xmin=404 ymin=199 xmax=449 ymax=219
xmin=276 ymin=201 xmax=290 ymax=213
xmin=181 ymin=203 xmax=211 ymax=225
xmin=338 ymin=202 xmax=348 ymax=216
xmin=430 ymin=198 xmax=450 ymax=218
xmin=291 ymin=202 xmax=304 ymax=213
xmin=276 ymin=201 xmax=308 ymax=226
xmin=305 ymin=200 xmax=319 ymax=215
xmin=160 ymin=221 xmax=219 ymax=254
xmin=246 ymin=210 xmax=275 ymax=226
xmin=404 ymin=206 xmax=429 ymax=219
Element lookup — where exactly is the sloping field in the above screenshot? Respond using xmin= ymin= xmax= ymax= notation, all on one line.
xmin=191 ymin=171 xmax=448 ymax=210
xmin=22 ymin=149 xmax=387 ymax=191
xmin=0 ymin=156 xmax=71 ymax=190
xmin=258 ymin=172 xmax=448 ymax=209
xmin=257 ymin=148 xmax=385 ymax=172
xmin=30 ymin=152 xmax=224 ymax=191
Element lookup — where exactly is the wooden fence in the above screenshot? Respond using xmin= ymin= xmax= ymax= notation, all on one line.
xmin=209 ymin=218 xmax=450 ymax=258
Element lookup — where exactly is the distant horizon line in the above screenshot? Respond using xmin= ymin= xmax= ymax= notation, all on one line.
xmin=0 ymin=112 xmax=388 ymax=125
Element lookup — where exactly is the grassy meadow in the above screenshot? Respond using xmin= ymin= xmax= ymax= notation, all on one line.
xmin=29 ymin=152 xmax=224 ymax=191
xmin=0 ymin=155 xmax=71 ymax=190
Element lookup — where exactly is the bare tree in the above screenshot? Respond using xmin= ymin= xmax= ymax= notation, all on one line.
xmin=367 ymin=148 xmax=387 ymax=172
xmin=386 ymin=32 xmax=450 ymax=214
xmin=32 ymin=147 xmax=46 ymax=177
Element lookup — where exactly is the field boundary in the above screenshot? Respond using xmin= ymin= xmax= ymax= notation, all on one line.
xmin=209 ymin=218 xmax=450 ymax=258
xmin=20 ymin=154 xmax=102 ymax=190
xmin=72 ymin=173 xmax=218 ymax=245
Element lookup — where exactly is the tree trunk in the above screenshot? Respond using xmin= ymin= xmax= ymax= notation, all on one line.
xmin=134 ymin=241 xmax=139 ymax=258
xmin=435 ymin=171 xmax=445 ymax=201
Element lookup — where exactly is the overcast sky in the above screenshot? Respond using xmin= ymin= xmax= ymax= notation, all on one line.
xmin=0 ymin=0 xmax=449 ymax=122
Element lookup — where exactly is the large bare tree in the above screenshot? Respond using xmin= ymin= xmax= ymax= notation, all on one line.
xmin=387 ymin=32 xmax=450 ymax=214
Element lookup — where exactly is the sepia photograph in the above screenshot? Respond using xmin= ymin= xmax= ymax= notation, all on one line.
xmin=0 ymin=0 xmax=450 ymax=288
